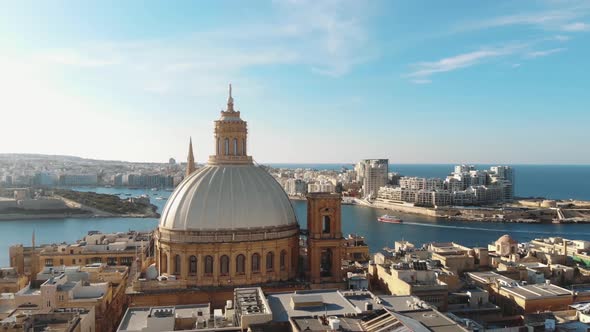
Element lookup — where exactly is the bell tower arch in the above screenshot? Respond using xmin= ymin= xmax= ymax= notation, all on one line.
xmin=306 ymin=192 xmax=343 ymax=284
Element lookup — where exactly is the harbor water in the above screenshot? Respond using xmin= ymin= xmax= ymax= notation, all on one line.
xmin=2 ymin=180 xmax=590 ymax=266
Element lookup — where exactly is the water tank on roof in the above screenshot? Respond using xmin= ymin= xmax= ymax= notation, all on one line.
xmin=328 ymin=317 xmax=340 ymax=330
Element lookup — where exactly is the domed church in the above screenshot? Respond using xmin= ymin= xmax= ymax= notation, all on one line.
xmin=155 ymin=86 xmax=303 ymax=287
xmin=154 ymin=85 xmax=367 ymax=288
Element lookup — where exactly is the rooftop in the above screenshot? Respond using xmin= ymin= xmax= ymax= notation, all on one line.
xmin=502 ymin=283 xmax=571 ymax=300
xmin=267 ymin=290 xmax=358 ymax=322
xmin=118 ymin=304 xmax=219 ymax=332
xmin=467 ymin=271 xmax=571 ymax=300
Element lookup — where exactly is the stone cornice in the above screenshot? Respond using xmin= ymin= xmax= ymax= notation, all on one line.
xmin=157 ymin=224 xmax=299 ymax=244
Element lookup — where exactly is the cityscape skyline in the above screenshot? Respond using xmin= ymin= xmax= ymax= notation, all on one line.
xmin=2 ymin=0 xmax=590 ymax=164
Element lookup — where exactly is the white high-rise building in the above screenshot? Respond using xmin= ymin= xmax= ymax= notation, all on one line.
xmin=357 ymin=159 xmax=388 ymax=200
xmin=490 ymin=166 xmax=515 ymax=201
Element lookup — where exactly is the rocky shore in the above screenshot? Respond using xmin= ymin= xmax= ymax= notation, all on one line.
xmin=372 ymin=198 xmax=590 ymax=224
xmin=0 ymin=189 xmax=159 ymax=221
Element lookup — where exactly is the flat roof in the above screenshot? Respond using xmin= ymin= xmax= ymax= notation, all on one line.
xmin=118 ymin=304 xmax=231 ymax=332
xmin=291 ymin=316 xmax=364 ymax=332
xmin=502 ymin=283 xmax=571 ymax=300
xmin=267 ymin=290 xmax=357 ymax=322
xmin=118 ymin=307 xmax=151 ymax=332
xmin=466 ymin=271 xmax=515 ymax=285
xmin=402 ymin=310 xmax=465 ymax=332
xmin=344 ymin=293 xmax=384 ymax=312
xmin=379 ymin=295 xmax=431 ymax=312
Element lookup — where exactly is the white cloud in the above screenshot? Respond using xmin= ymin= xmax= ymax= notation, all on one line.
xmin=405 ymin=44 xmax=524 ymax=82
xmin=474 ymin=10 xmax=578 ymax=29
xmin=551 ymin=34 xmax=571 ymax=41
xmin=458 ymin=2 xmax=590 ymax=32
xmin=512 ymin=63 xmax=522 ymax=68
xmin=410 ymin=79 xmax=432 ymax=84
xmin=35 ymin=0 xmax=377 ymax=91
xmin=38 ymin=49 xmax=120 ymax=67
xmin=526 ymin=47 xmax=567 ymax=58
xmin=561 ymin=22 xmax=590 ymax=31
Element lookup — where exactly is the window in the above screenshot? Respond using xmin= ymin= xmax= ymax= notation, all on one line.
xmin=72 ymin=259 xmax=76 ymax=265
xmin=320 ymin=248 xmax=333 ymax=277
xmin=224 ymin=138 xmax=229 ymax=155
xmin=174 ymin=255 xmax=181 ymax=275
xmin=189 ymin=256 xmax=197 ymax=275
xmin=91 ymin=257 xmax=102 ymax=264
xmin=252 ymin=253 xmax=260 ymax=273
xmin=217 ymin=138 xmax=221 ymax=155
xmin=242 ymin=139 xmax=246 ymax=155
xmin=45 ymin=259 xmax=54 ymax=267
xmin=59 ymin=259 xmax=64 ymax=265
xmin=161 ymin=253 xmax=168 ymax=273
xmin=220 ymin=255 xmax=230 ymax=276
xmin=236 ymin=254 xmax=245 ymax=275
xmin=266 ymin=252 xmax=274 ymax=272
xmin=205 ymin=256 xmax=213 ymax=275
xmin=107 ymin=257 xmax=117 ymax=266
xmin=322 ymin=215 xmax=331 ymax=233
xmin=120 ymin=257 xmax=133 ymax=266
xmin=233 ymin=138 xmax=238 ymax=155
xmin=280 ymin=250 xmax=287 ymax=271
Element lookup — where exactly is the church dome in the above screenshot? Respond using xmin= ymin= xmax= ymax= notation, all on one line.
xmin=159 ymin=85 xmax=297 ymax=232
xmin=496 ymin=234 xmax=517 ymax=245
xmin=159 ymin=164 xmax=297 ymax=231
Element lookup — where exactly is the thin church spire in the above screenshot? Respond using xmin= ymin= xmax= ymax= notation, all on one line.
xmin=186 ymin=137 xmax=196 ymax=177
xmin=227 ymin=83 xmax=235 ymax=112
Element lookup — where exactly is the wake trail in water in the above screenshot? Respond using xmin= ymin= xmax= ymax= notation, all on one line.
xmin=400 ymin=221 xmax=590 ymax=236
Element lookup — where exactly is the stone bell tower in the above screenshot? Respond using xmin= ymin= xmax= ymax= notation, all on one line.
xmin=306 ymin=192 xmax=343 ymax=284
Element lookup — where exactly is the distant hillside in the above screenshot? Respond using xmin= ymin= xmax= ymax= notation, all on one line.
xmin=0 ymin=153 xmax=169 ymax=165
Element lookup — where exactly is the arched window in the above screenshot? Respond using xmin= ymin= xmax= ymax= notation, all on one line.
xmin=174 ymin=255 xmax=181 ymax=275
xmin=161 ymin=253 xmax=168 ymax=274
xmin=236 ymin=254 xmax=245 ymax=275
xmin=280 ymin=250 xmax=287 ymax=271
xmin=189 ymin=256 xmax=197 ymax=275
xmin=321 ymin=249 xmax=333 ymax=277
xmin=220 ymin=255 xmax=230 ymax=276
xmin=266 ymin=252 xmax=274 ymax=272
xmin=217 ymin=138 xmax=221 ymax=155
xmin=233 ymin=138 xmax=238 ymax=155
xmin=224 ymin=138 xmax=229 ymax=155
xmin=242 ymin=138 xmax=246 ymax=155
xmin=204 ymin=255 xmax=213 ymax=275
xmin=322 ymin=215 xmax=331 ymax=233
xmin=252 ymin=253 xmax=260 ymax=273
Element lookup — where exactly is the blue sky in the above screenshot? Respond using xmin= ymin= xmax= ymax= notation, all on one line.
xmin=1 ymin=0 xmax=589 ymax=164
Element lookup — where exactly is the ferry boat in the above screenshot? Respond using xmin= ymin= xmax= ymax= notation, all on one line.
xmin=378 ymin=214 xmax=402 ymax=224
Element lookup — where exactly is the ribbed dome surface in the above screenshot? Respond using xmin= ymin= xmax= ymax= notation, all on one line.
xmin=159 ymin=164 xmax=297 ymax=231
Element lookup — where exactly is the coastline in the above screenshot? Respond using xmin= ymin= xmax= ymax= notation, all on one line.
xmin=372 ymin=199 xmax=590 ymax=224
xmin=0 ymin=211 xmax=159 ymax=221
xmin=290 ymin=195 xmax=590 ymax=224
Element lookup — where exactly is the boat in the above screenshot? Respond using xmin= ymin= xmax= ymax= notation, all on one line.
xmin=378 ymin=214 xmax=402 ymax=223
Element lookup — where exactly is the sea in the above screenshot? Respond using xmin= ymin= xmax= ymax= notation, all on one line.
xmin=1 ymin=164 xmax=589 ymax=266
